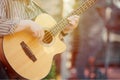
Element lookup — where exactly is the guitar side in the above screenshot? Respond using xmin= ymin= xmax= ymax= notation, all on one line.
xmin=3 ymin=13 xmax=66 ymax=79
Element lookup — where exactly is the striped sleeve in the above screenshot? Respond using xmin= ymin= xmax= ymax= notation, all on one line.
xmin=0 ymin=0 xmax=19 ymax=36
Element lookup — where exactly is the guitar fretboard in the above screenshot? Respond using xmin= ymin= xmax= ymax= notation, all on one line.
xmin=50 ymin=0 xmax=97 ymax=36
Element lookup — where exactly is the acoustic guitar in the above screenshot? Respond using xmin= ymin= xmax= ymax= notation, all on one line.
xmin=0 ymin=0 xmax=96 ymax=79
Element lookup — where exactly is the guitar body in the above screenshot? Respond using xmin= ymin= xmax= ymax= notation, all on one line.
xmin=2 ymin=13 xmax=66 ymax=79
xmin=0 ymin=0 xmax=97 ymax=79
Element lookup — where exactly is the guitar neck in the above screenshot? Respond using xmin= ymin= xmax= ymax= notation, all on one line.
xmin=50 ymin=0 xmax=97 ymax=36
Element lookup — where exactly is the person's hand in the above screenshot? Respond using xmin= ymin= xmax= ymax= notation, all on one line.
xmin=15 ymin=20 xmax=44 ymax=41
xmin=63 ymin=15 xmax=80 ymax=34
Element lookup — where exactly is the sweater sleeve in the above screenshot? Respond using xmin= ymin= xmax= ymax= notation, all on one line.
xmin=0 ymin=0 xmax=19 ymax=36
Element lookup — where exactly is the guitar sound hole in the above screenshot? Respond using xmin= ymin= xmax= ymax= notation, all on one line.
xmin=42 ymin=30 xmax=53 ymax=44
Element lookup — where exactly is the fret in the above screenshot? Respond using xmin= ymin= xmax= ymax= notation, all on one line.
xmin=86 ymin=1 xmax=90 ymax=7
xmin=50 ymin=25 xmax=57 ymax=35
xmin=84 ymin=3 xmax=88 ymax=10
xmin=58 ymin=18 xmax=68 ymax=30
xmin=55 ymin=25 xmax=59 ymax=33
xmin=80 ymin=5 xmax=85 ymax=14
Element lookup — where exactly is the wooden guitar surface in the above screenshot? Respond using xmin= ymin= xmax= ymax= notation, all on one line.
xmin=3 ymin=13 xmax=66 ymax=79
xmin=1 ymin=0 xmax=97 ymax=79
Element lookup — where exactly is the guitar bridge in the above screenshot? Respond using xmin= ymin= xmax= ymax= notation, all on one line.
xmin=20 ymin=41 xmax=37 ymax=62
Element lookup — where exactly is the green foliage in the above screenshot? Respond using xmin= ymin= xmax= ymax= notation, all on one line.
xmin=42 ymin=61 xmax=56 ymax=80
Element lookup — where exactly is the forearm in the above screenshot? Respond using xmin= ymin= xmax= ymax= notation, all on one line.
xmin=0 ymin=19 xmax=19 ymax=36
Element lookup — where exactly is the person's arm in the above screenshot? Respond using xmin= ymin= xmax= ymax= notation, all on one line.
xmin=0 ymin=0 xmax=19 ymax=36
xmin=0 ymin=19 xmax=19 ymax=36
xmin=0 ymin=0 xmax=44 ymax=40
xmin=0 ymin=18 xmax=44 ymax=40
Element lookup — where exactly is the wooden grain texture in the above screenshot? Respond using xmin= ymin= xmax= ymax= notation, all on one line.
xmin=3 ymin=13 xmax=66 ymax=79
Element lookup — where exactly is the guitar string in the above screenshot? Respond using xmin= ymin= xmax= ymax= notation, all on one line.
xmin=7 ymin=0 xmax=95 ymax=52
xmin=42 ymin=0 xmax=95 ymax=43
xmin=42 ymin=3 xmax=85 ymax=42
xmin=5 ymin=0 xmax=96 ymax=65
xmin=31 ymin=0 xmax=97 ymax=62
xmin=8 ymin=0 xmax=95 ymax=44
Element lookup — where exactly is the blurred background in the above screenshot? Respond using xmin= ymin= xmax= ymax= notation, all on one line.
xmin=39 ymin=0 xmax=120 ymax=79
